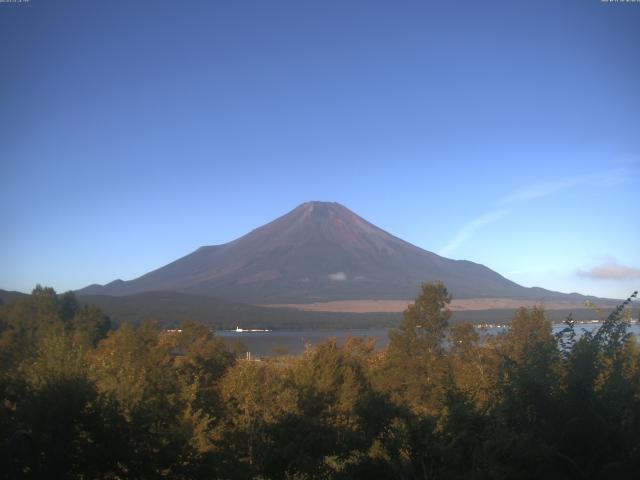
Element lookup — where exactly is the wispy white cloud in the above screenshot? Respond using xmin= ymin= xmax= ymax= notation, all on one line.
xmin=595 ymin=167 xmax=634 ymax=187
xmin=438 ymin=167 xmax=634 ymax=257
xmin=438 ymin=210 xmax=508 ymax=257
xmin=502 ymin=177 xmax=584 ymax=203
xmin=502 ymin=168 xmax=633 ymax=204
xmin=577 ymin=259 xmax=640 ymax=280
xmin=328 ymin=272 xmax=347 ymax=281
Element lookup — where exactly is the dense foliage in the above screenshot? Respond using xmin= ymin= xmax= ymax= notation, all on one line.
xmin=1 ymin=283 xmax=638 ymax=479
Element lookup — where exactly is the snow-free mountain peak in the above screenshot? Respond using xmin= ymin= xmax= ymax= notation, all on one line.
xmin=78 ymin=202 xmax=571 ymax=303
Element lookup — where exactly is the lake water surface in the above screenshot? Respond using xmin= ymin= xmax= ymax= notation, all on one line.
xmin=217 ymin=322 xmax=640 ymax=357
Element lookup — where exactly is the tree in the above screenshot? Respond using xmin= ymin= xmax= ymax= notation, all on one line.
xmin=482 ymin=306 xmax=562 ymax=479
xmin=88 ymin=322 xmax=189 ymax=477
xmin=448 ymin=323 xmax=493 ymax=406
xmin=390 ymin=281 xmax=452 ymax=357
xmin=219 ymin=357 xmax=297 ymax=477
xmin=553 ymin=292 xmax=640 ymax=478
xmin=377 ymin=281 xmax=452 ymax=415
xmin=71 ymin=304 xmax=111 ymax=347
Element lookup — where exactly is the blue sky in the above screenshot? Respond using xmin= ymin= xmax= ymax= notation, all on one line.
xmin=1 ymin=0 xmax=638 ymax=299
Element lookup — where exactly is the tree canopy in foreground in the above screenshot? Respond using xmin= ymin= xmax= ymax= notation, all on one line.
xmin=1 ymin=283 xmax=638 ymax=479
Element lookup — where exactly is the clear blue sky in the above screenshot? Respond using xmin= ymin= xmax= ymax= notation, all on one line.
xmin=1 ymin=0 xmax=638 ymax=299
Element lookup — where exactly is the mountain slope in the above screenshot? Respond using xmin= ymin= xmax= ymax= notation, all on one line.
xmin=78 ymin=201 xmax=583 ymax=303
xmin=0 ymin=289 xmax=28 ymax=304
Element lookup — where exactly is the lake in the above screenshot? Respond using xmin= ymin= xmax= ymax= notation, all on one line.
xmin=217 ymin=322 xmax=640 ymax=357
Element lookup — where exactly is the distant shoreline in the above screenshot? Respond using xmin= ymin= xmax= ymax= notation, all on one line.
xmin=260 ymin=297 xmax=620 ymax=314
